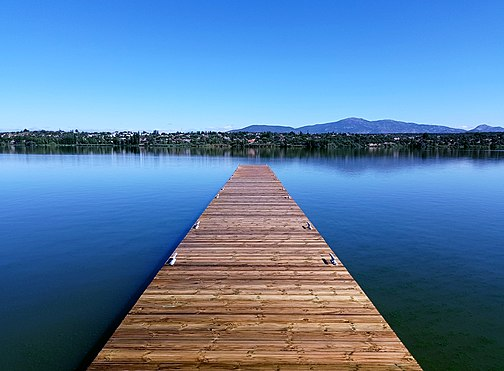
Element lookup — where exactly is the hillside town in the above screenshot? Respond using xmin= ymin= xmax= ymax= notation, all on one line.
xmin=1 ymin=129 xmax=504 ymax=150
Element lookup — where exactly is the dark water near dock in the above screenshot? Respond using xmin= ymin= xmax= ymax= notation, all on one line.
xmin=1 ymin=147 xmax=503 ymax=370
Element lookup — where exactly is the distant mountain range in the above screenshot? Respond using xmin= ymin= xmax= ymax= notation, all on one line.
xmin=469 ymin=124 xmax=504 ymax=133
xmin=230 ymin=118 xmax=504 ymax=134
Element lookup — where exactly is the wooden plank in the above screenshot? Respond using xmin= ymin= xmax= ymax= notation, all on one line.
xmin=89 ymin=165 xmax=421 ymax=370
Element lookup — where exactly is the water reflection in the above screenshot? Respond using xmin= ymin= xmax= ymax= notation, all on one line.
xmin=2 ymin=144 xmax=504 ymax=160
xmin=1 ymin=147 xmax=504 ymax=370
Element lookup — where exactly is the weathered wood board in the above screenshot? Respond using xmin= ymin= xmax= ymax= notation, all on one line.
xmin=89 ymin=165 xmax=421 ymax=370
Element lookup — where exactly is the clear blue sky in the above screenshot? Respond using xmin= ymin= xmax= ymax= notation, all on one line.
xmin=1 ymin=0 xmax=503 ymax=132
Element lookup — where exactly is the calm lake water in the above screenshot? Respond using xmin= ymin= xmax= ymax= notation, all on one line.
xmin=1 ymin=147 xmax=503 ymax=370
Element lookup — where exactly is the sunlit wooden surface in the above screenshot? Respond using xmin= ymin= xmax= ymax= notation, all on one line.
xmin=89 ymin=165 xmax=421 ymax=370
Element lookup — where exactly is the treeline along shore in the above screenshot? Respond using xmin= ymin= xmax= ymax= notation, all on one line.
xmin=2 ymin=129 xmax=504 ymax=150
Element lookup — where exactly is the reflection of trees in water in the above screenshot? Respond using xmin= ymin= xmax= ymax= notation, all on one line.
xmin=2 ymin=145 xmax=504 ymax=161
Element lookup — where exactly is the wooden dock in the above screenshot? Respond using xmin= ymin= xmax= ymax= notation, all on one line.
xmin=89 ymin=165 xmax=421 ymax=370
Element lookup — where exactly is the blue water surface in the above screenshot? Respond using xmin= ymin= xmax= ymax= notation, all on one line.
xmin=1 ymin=148 xmax=503 ymax=370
